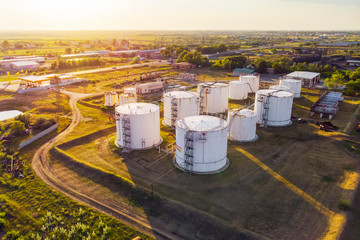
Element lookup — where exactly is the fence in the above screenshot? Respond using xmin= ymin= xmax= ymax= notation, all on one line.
xmin=19 ymin=123 xmax=58 ymax=149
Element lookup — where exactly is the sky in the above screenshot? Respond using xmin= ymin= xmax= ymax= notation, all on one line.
xmin=0 ymin=0 xmax=359 ymax=31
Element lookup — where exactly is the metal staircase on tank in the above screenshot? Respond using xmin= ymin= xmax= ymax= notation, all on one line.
xmin=184 ymin=130 xmax=195 ymax=174
xmin=261 ymin=96 xmax=270 ymax=127
xmin=121 ymin=114 xmax=132 ymax=152
xmin=170 ymin=97 xmax=178 ymax=126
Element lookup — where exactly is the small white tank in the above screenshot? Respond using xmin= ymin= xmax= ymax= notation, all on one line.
xmin=229 ymin=81 xmax=248 ymax=100
xmin=255 ymin=89 xmax=294 ymax=127
xmin=175 ymin=115 xmax=229 ymax=174
xmin=163 ymin=91 xmax=199 ymax=127
xmin=119 ymin=93 xmax=137 ymax=105
xmin=280 ymin=79 xmax=302 ymax=98
xmin=197 ymin=82 xmax=228 ymax=114
xmin=104 ymin=92 xmax=116 ymax=106
xmin=239 ymin=75 xmax=260 ymax=93
xmin=115 ymin=103 xmax=161 ymax=151
xmin=228 ymin=109 xmax=257 ymax=142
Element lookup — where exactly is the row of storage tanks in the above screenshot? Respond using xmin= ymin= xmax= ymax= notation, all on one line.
xmin=114 ymin=76 xmax=302 ymax=174
xmin=104 ymin=88 xmax=137 ymax=107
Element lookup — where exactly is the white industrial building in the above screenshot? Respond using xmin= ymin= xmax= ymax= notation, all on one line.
xmin=115 ymin=103 xmax=161 ymax=152
xmin=163 ymin=91 xmax=199 ymax=127
xmin=136 ymin=80 xmax=165 ymax=95
xmin=228 ymin=109 xmax=257 ymax=142
xmin=9 ymin=61 xmax=40 ymax=71
xmin=197 ymin=82 xmax=228 ymax=115
xmin=286 ymin=71 xmax=320 ymax=87
xmin=175 ymin=115 xmax=229 ymax=174
xmin=255 ymin=89 xmax=294 ymax=127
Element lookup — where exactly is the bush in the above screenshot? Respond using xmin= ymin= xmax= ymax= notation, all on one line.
xmin=338 ymin=199 xmax=351 ymax=211
xmin=9 ymin=121 xmax=26 ymax=136
xmin=32 ymin=117 xmax=56 ymax=131
xmin=5 ymin=230 xmax=21 ymax=240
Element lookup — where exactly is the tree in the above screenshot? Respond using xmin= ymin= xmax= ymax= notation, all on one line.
xmin=65 ymin=48 xmax=72 ymax=54
xmin=112 ymin=38 xmax=117 ymax=47
xmin=2 ymin=40 xmax=10 ymax=50
xmin=324 ymin=72 xmax=345 ymax=89
xmin=10 ymin=121 xmax=25 ymax=136
xmin=254 ymin=59 xmax=269 ymax=73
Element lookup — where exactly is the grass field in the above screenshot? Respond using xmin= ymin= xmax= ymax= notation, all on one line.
xmin=51 ymin=87 xmax=360 ymax=239
xmin=0 ymin=90 xmax=152 ymax=239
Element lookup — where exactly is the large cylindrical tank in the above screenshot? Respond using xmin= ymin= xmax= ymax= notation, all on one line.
xmin=163 ymin=91 xmax=199 ymax=127
xmin=175 ymin=115 xmax=229 ymax=174
xmin=280 ymin=79 xmax=302 ymax=98
xmin=239 ymin=75 xmax=260 ymax=93
xmin=115 ymin=103 xmax=161 ymax=151
xmin=269 ymin=85 xmax=292 ymax=92
xmin=228 ymin=109 xmax=257 ymax=142
xmin=254 ymin=89 xmax=294 ymax=127
xmin=229 ymin=81 xmax=248 ymax=100
xmin=119 ymin=93 xmax=137 ymax=105
xmin=197 ymin=82 xmax=228 ymax=114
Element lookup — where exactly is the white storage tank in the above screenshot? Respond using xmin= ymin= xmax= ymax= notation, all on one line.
xmin=163 ymin=91 xmax=199 ymax=127
xmin=228 ymin=109 xmax=257 ymax=142
xmin=115 ymin=103 xmax=161 ymax=152
xmin=104 ymin=92 xmax=116 ymax=106
xmin=175 ymin=115 xmax=229 ymax=174
xmin=119 ymin=93 xmax=137 ymax=105
xmin=239 ymin=75 xmax=260 ymax=93
xmin=229 ymin=81 xmax=248 ymax=100
xmin=255 ymin=89 xmax=294 ymax=127
xmin=197 ymin=82 xmax=228 ymax=114
xmin=280 ymin=79 xmax=302 ymax=98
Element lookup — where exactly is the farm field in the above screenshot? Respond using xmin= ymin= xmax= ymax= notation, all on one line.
xmin=48 ymin=88 xmax=360 ymax=239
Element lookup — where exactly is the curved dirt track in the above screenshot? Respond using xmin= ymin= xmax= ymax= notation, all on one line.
xmin=32 ymin=90 xmax=176 ymax=240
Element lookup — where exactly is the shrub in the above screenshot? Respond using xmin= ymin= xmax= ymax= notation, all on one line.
xmin=5 ymin=230 xmax=21 ymax=240
xmin=338 ymin=199 xmax=351 ymax=211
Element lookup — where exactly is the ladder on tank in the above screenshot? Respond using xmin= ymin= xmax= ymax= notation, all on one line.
xmin=260 ymin=90 xmax=282 ymax=128
xmin=261 ymin=96 xmax=270 ymax=128
xmin=170 ymin=98 xmax=178 ymax=126
xmin=184 ymin=130 xmax=194 ymax=174
xmin=122 ymin=114 xmax=132 ymax=153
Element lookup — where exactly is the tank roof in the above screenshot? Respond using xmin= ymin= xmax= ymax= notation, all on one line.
xmin=116 ymin=102 xmax=158 ymax=115
xmin=281 ymin=78 xmax=302 ymax=83
xmin=164 ymin=91 xmax=197 ymax=98
xmin=177 ymin=115 xmax=227 ymax=131
xmin=199 ymin=82 xmax=228 ymax=88
xmin=257 ymin=89 xmax=294 ymax=97
xmin=230 ymin=108 xmax=256 ymax=117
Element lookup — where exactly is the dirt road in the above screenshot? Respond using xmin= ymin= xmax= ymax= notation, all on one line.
xmin=31 ymin=90 xmax=176 ymax=240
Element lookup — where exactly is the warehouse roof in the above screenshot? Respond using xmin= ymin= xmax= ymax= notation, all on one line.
xmin=11 ymin=61 xmax=39 ymax=67
xmin=286 ymin=71 xmax=320 ymax=80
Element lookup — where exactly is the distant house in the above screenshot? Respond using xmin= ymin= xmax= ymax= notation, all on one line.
xmin=171 ymin=62 xmax=196 ymax=70
xmin=232 ymin=68 xmax=255 ymax=76
xmin=286 ymin=71 xmax=320 ymax=87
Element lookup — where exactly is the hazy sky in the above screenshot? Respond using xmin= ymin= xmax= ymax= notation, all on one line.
xmin=1 ymin=0 xmax=359 ymax=30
